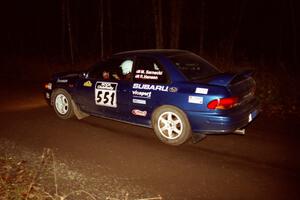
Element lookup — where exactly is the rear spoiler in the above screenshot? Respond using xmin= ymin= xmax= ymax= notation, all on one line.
xmin=236 ymin=68 xmax=255 ymax=78
xmin=208 ymin=69 xmax=255 ymax=87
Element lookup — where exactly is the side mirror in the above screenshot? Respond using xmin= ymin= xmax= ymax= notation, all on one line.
xmin=80 ymin=72 xmax=88 ymax=79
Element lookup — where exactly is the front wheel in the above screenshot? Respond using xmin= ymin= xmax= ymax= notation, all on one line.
xmin=52 ymin=89 xmax=74 ymax=119
xmin=152 ymin=105 xmax=191 ymax=145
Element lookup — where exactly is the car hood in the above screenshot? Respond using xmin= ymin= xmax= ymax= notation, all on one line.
xmin=52 ymin=71 xmax=82 ymax=81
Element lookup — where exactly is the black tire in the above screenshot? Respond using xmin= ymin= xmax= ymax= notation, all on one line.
xmin=152 ymin=105 xmax=191 ymax=145
xmin=51 ymin=89 xmax=74 ymax=119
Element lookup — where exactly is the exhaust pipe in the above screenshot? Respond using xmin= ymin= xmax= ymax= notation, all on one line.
xmin=234 ymin=129 xmax=245 ymax=135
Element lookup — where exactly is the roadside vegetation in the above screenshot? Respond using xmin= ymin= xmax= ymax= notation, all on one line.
xmin=0 ymin=139 xmax=162 ymax=200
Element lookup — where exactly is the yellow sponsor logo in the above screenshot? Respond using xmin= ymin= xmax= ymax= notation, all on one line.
xmin=83 ymin=80 xmax=92 ymax=87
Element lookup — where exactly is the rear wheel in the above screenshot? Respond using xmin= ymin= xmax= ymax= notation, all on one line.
xmin=52 ymin=89 xmax=74 ymax=119
xmin=152 ymin=105 xmax=191 ymax=145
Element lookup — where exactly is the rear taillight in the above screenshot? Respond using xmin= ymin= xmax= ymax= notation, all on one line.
xmin=207 ymin=97 xmax=238 ymax=110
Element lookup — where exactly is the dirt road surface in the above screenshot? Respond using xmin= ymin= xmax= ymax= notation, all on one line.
xmin=0 ymin=82 xmax=299 ymax=199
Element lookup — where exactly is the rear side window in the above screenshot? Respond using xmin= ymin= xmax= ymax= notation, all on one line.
xmin=169 ymin=53 xmax=220 ymax=81
xmin=133 ymin=57 xmax=168 ymax=84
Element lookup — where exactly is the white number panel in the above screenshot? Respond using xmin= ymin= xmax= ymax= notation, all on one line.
xmin=95 ymin=82 xmax=118 ymax=108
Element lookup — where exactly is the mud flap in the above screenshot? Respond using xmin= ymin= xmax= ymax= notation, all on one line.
xmin=71 ymin=100 xmax=89 ymax=120
xmin=191 ymin=134 xmax=207 ymax=144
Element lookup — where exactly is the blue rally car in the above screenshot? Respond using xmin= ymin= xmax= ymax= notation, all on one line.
xmin=44 ymin=49 xmax=260 ymax=145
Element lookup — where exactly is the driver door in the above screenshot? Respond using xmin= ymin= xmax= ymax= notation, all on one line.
xmin=75 ymin=58 xmax=134 ymax=121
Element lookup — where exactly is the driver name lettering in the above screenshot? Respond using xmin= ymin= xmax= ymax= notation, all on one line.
xmin=133 ymin=83 xmax=168 ymax=92
xmin=136 ymin=70 xmax=163 ymax=76
xmin=134 ymin=74 xmax=158 ymax=80
xmin=135 ymin=69 xmax=163 ymax=80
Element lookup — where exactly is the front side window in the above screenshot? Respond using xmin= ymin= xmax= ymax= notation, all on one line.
xmin=133 ymin=57 xmax=168 ymax=84
xmin=119 ymin=60 xmax=133 ymax=80
xmin=168 ymin=52 xmax=221 ymax=81
xmin=88 ymin=58 xmax=133 ymax=81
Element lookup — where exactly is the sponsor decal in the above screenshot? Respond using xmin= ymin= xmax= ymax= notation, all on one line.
xmin=132 ymin=109 xmax=147 ymax=117
xmin=95 ymin=82 xmax=118 ymax=108
xmin=188 ymin=96 xmax=203 ymax=104
xmin=57 ymin=78 xmax=68 ymax=83
xmin=133 ymin=83 xmax=169 ymax=92
xmin=132 ymin=90 xmax=152 ymax=99
xmin=96 ymin=82 xmax=117 ymax=90
xmin=169 ymin=87 xmax=178 ymax=93
xmin=195 ymin=87 xmax=208 ymax=94
xmin=83 ymin=80 xmax=92 ymax=87
xmin=132 ymin=98 xmax=146 ymax=105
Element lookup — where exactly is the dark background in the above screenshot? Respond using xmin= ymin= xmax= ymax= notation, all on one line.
xmin=0 ymin=0 xmax=299 ymax=113
xmin=0 ymin=0 xmax=300 ymax=113
xmin=0 ymin=2 xmax=299 ymax=199
xmin=0 ymin=0 xmax=298 ymax=67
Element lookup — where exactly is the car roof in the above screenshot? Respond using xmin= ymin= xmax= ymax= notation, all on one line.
xmin=113 ymin=49 xmax=190 ymax=57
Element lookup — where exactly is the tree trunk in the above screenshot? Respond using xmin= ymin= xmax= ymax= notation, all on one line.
xmin=95 ymin=0 xmax=105 ymax=60
xmin=199 ymin=0 xmax=205 ymax=55
xmin=277 ymin=0 xmax=283 ymax=64
xmin=227 ymin=0 xmax=247 ymax=61
xmin=289 ymin=0 xmax=297 ymax=68
xmin=100 ymin=0 xmax=104 ymax=60
xmin=66 ymin=0 xmax=74 ymax=65
xmin=61 ymin=0 xmax=66 ymax=60
xmin=152 ymin=0 xmax=164 ymax=48
xmin=106 ymin=0 xmax=112 ymax=57
xmin=170 ymin=0 xmax=182 ymax=49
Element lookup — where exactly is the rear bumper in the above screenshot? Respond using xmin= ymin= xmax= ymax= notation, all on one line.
xmin=186 ymin=99 xmax=260 ymax=134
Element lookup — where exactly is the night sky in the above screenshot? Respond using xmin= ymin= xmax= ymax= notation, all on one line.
xmin=0 ymin=0 xmax=298 ymax=73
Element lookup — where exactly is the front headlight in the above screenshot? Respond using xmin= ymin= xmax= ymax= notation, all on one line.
xmin=44 ymin=82 xmax=52 ymax=90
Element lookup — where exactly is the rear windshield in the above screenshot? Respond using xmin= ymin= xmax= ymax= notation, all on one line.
xmin=168 ymin=53 xmax=221 ymax=81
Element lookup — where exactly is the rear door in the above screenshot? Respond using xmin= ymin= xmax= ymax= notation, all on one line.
xmin=130 ymin=56 xmax=170 ymax=122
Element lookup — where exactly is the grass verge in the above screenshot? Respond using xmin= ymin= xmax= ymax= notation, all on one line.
xmin=0 ymin=139 xmax=162 ymax=200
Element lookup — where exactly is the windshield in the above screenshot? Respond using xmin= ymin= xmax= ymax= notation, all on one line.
xmin=168 ymin=52 xmax=221 ymax=81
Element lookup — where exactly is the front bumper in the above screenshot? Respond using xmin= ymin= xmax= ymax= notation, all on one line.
xmin=44 ymin=89 xmax=52 ymax=105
